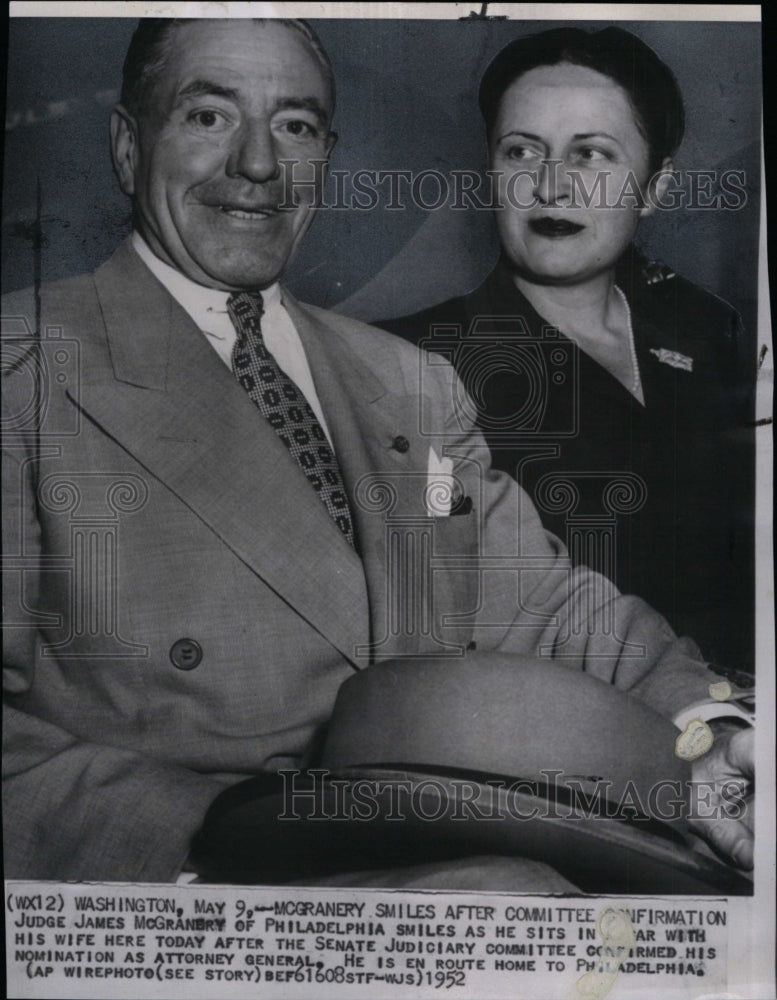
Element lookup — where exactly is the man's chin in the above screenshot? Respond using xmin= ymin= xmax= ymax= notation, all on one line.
xmin=187 ymin=255 xmax=289 ymax=292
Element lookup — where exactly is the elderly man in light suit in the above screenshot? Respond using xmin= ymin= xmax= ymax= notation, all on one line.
xmin=2 ymin=18 xmax=753 ymax=885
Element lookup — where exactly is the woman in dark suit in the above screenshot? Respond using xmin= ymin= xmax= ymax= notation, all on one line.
xmin=382 ymin=27 xmax=755 ymax=673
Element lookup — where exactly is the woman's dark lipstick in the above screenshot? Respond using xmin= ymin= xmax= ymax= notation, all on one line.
xmin=529 ymin=217 xmax=585 ymax=238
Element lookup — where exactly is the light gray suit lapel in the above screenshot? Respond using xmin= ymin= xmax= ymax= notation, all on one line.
xmin=286 ymin=294 xmax=408 ymax=657
xmin=286 ymin=294 xmax=475 ymax=659
xmin=77 ymin=243 xmax=370 ymax=666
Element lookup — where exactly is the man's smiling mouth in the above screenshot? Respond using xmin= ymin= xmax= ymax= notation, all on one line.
xmin=218 ymin=205 xmax=279 ymax=219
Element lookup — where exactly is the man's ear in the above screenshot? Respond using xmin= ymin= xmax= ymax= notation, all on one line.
xmin=641 ymin=157 xmax=675 ymax=218
xmin=110 ymin=105 xmax=139 ymax=197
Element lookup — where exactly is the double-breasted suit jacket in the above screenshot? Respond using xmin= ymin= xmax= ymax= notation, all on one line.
xmin=2 ymin=241 xmax=716 ymax=881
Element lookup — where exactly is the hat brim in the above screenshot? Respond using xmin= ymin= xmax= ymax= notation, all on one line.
xmin=191 ymin=766 xmax=751 ymax=894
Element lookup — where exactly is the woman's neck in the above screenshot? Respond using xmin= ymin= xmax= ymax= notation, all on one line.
xmin=513 ymin=271 xmax=645 ymax=404
xmin=514 ymin=272 xmax=618 ymax=338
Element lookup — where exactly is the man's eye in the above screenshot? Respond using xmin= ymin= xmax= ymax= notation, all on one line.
xmin=188 ymin=109 xmax=228 ymax=129
xmin=279 ymin=119 xmax=318 ymax=139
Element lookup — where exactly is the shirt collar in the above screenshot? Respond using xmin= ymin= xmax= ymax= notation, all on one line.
xmin=131 ymin=231 xmax=282 ymax=324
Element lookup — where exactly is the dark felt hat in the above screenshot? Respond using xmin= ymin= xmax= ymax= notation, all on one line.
xmin=192 ymin=654 xmax=750 ymax=894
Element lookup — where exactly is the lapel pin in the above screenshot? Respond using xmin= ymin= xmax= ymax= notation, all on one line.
xmin=649 ymin=348 xmax=693 ymax=373
xmin=391 ymin=435 xmax=410 ymax=453
xmin=642 ymin=260 xmax=676 ymax=285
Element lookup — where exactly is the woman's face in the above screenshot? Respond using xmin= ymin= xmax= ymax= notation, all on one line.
xmin=490 ymin=62 xmax=654 ymax=286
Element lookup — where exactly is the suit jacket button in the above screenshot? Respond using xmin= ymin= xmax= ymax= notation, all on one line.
xmin=392 ymin=435 xmax=410 ymax=453
xmin=170 ymin=638 xmax=203 ymax=670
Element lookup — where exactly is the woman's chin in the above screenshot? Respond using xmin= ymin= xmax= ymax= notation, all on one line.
xmin=506 ymin=259 xmax=605 ymax=288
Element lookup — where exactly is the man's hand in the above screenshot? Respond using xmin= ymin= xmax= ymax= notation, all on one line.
xmin=689 ymin=726 xmax=754 ymax=870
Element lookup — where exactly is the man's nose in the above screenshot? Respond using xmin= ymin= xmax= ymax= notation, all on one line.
xmin=534 ymin=158 xmax=572 ymax=206
xmin=226 ymin=121 xmax=280 ymax=182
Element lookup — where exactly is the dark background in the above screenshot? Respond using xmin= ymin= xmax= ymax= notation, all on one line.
xmin=2 ymin=17 xmax=762 ymax=333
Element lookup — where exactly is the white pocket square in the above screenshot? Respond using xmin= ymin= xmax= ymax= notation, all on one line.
xmin=426 ymin=447 xmax=455 ymax=517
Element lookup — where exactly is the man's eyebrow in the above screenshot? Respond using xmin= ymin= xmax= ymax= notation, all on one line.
xmin=173 ymin=86 xmax=329 ymax=126
xmin=176 ymin=79 xmax=240 ymax=103
xmin=274 ymin=97 xmax=329 ymax=127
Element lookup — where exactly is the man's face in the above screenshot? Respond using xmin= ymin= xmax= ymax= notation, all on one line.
xmin=112 ymin=20 xmax=334 ymax=289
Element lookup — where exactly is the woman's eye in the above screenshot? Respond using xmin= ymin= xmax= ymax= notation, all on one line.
xmin=503 ymin=144 xmax=540 ymax=162
xmin=573 ymin=147 xmax=612 ymax=164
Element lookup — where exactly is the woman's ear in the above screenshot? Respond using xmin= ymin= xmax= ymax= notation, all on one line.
xmin=641 ymin=157 xmax=676 ymax=217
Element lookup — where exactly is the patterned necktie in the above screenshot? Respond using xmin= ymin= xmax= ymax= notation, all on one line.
xmin=227 ymin=291 xmax=356 ymax=548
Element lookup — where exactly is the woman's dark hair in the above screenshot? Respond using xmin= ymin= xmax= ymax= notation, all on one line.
xmin=479 ymin=26 xmax=684 ymax=174
xmin=120 ymin=18 xmax=335 ymax=119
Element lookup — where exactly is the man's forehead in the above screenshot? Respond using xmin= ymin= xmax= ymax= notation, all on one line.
xmin=158 ymin=19 xmax=332 ymax=107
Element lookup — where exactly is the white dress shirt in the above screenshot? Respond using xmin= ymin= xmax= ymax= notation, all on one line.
xmin=131 ymin=232 xmax=333 ymax=443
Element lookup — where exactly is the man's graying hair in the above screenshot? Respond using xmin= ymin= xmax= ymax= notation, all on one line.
xmin=120 ymin=18 xmax=335 ymax=118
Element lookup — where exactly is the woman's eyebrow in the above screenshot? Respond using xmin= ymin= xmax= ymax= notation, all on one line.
xmin=496 ymin=130 xmax=544 ymax=143
xmin=496 ymin=130 xmax=623 ymax=144
xmin=573 ymin=132 xmax=620 ymax=143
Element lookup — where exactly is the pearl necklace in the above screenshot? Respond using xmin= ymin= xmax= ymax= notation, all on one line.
xmin=614 ymin=284 xmax=643 ymax=402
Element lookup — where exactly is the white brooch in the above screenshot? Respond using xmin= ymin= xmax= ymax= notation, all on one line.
xmin=649 ymin=348 xmax=693 ymax=372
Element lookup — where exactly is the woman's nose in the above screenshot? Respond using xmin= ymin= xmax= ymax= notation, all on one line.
xmin=534 ymin=158 xmax=573 ymax=206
